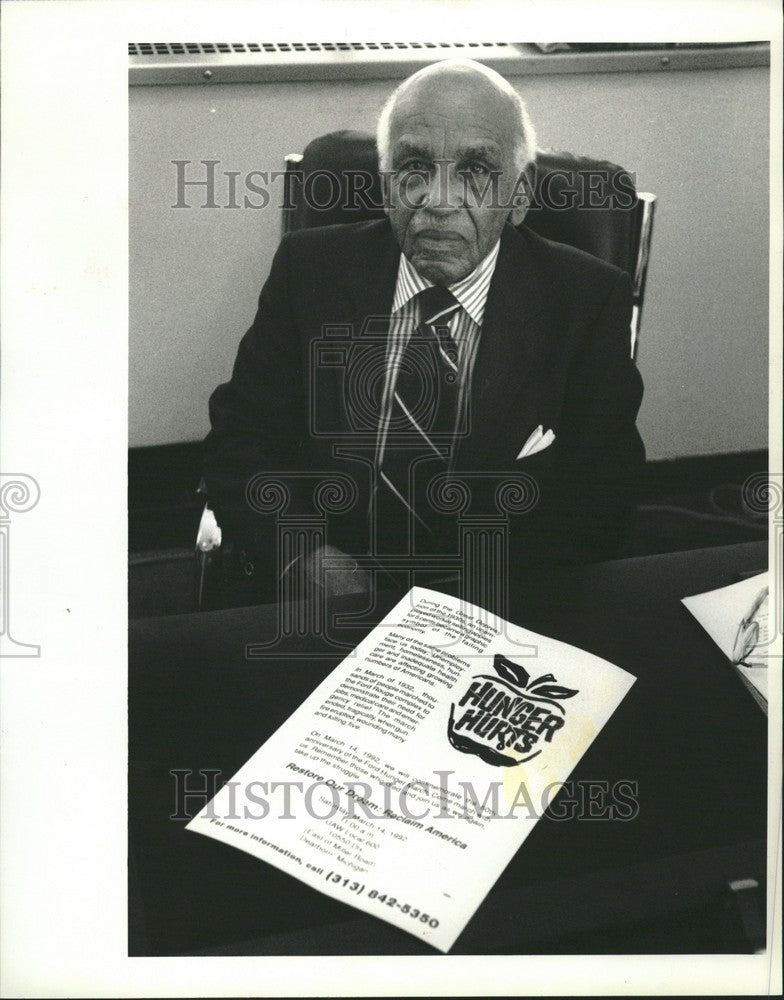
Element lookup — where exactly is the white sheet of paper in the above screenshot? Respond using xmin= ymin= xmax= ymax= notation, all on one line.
xmin=187 ymin=587 xmax=636 ymax=952
xmin=682 ymin=572 xmax=769 ymax=705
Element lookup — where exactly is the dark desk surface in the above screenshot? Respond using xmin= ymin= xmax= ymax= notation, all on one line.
xmin=129 ymin=541 xmax=768 ymax=955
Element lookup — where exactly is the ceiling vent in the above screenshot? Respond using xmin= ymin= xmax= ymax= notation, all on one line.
xmin=128 ymin=41 xmax=528 ymax=85
xmin=128 ymin=40 xmax=770 ymax=86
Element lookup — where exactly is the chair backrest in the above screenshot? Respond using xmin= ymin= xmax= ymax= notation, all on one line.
xmin=525 ymin=149 xmax=656 ymax=359
xmin=281 ymin=131 xmax=655 ymax=358
xmin=284 ymin=130 xmax=386 ymax=233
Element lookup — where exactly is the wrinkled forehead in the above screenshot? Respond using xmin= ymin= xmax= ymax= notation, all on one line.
xmin=389 ymin=73 xmax=518 ymax=156
xmin=390 ymin=116 xmax=509 ymax=170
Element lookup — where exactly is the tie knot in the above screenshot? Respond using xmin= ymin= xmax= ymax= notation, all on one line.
xmin=416 ymin=285 xmax=460 ymax=327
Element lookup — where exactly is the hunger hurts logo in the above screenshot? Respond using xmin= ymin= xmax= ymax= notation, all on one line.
xmin=447 ymin=654 xmax=579 ymax=767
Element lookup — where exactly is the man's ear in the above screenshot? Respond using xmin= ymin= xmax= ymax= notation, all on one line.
xmin=509 ymin=197 xmax=528 ymax=227
xmin=509 ymin=164 xmax=536 ymax=226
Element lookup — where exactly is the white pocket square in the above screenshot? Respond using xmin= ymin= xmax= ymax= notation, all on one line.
xmin=516 ymin=425 xmax=556 ymax=460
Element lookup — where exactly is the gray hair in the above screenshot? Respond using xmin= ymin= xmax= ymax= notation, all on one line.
xmin=376 ymin=59 xmax=538 ymax=177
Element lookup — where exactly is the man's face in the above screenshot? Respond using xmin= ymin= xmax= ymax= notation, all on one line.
xmin=384 ymin=71 xmax=526 ymax=285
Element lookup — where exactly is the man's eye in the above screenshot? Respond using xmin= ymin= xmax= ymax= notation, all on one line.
xmin=464 ymin=161 xmax=490 ymax=176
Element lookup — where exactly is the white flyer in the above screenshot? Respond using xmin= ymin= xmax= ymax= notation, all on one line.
xmin=682 ymin=571 xmax=769 ymax=711
xmin=187 ymin=587 xmax=636 ymax=952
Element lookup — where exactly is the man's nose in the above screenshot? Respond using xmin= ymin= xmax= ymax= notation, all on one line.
xmin=420 ymin=160 xmax=464 ymax=213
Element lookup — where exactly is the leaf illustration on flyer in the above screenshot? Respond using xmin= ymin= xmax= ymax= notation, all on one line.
xmin=447 ymin=653 xmax=579 ymax=766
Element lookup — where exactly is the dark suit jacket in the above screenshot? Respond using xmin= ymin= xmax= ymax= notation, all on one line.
xmin=204 ymin=219 xmax=645 ymax=582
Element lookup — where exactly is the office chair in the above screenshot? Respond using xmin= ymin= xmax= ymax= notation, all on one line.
xmin=195 ymin=131 xmax=656 ymax=610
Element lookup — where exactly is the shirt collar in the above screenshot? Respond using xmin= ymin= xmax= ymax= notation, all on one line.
xmin=391 ymin=238 xmax=501 ymax=326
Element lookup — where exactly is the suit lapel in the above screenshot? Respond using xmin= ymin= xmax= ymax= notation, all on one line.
xmin=345 ymin=221 xmax=401 ymax=324
xmin=323 ymin=222 xmax=399 ymax=449
xmin=457 ymin=225 xmax=551 ymax=469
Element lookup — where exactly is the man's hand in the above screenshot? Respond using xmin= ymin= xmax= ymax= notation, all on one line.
xmin=301 ymin=544 xmax=371 ymax=598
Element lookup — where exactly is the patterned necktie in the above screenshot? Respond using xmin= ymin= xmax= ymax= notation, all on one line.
xmin=376 ymin=286 xmax=462 ymax=545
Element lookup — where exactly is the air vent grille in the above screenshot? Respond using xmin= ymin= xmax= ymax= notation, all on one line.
xmin=128 ymin=41 xmax=510 ymax=57
xmin=128 ymin=40 xmax=769 ymax=86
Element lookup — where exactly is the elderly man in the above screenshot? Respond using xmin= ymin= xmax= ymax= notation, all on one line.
xmin=203 ymin=60 xmax=644 ymax=603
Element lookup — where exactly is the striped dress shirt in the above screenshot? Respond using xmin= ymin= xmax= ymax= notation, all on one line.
xmin=375 ymin=239 xmax=501 ymax=470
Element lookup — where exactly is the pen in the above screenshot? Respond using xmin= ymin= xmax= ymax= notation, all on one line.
xmin=731 ymin=585 xmax=768 ymax=668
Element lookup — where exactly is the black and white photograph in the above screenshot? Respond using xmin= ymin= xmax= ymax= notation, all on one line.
xmin=1 ymin=1 xmax=782 ymax=997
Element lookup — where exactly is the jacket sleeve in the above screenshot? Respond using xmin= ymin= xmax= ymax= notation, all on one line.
xmin=202 ymin=234 xmax=309 ymax=563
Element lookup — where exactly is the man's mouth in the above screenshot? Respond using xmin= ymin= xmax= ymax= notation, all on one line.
xmin=413 ymin=230 xmax=465 ymax=250
xmin=415 ymin=229 xmax=463 ymax=240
